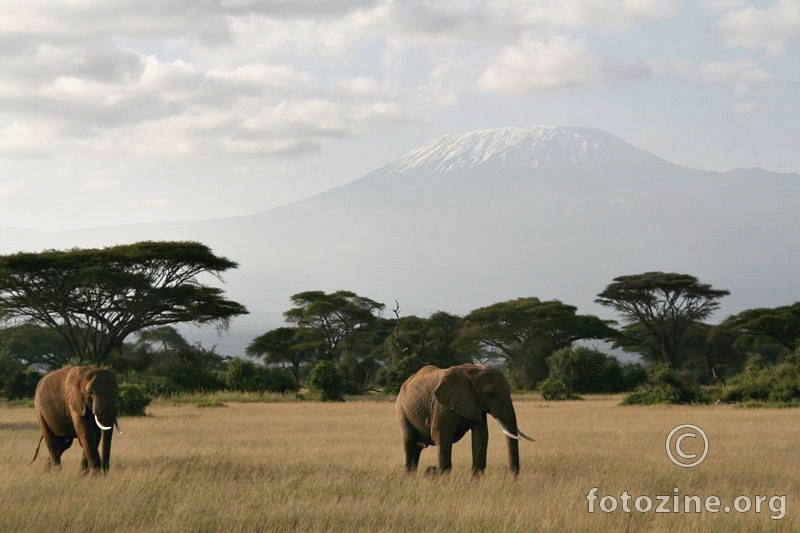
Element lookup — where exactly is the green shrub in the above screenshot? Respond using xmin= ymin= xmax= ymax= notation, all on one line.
xmin=378 ymin=355 xmax=425 ymax=393
xmin=2 ymin=369 xmax=41 ymax=400
xmin=223 ymin=357 xmax=297 ymax=393
xmin=720 ymin=353 xmax=800 ymax=405
xmin=118 ymin=382 xmax=152 ymax=416
xmin=622 ymin=364 xmax=711 ymax=405
xmin=307 ymin=360 xmax=345 ymax=401
xmin=546 ymin=346 xmax=645 ymax=395
xmin=539 ymin=376 xmax=580 ymax=401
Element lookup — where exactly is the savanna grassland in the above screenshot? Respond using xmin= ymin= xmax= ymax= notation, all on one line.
xmin=1 ymin=395 xmax=798 ymax=532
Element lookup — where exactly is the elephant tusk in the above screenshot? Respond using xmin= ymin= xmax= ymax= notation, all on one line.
xmin=94 ymin=414 xmax=113 ymax=431
xmin=499 ymin=424 xmax=535 ymax=442
xmin=115 ymin=420 xmax=122 ymax=434
xmin=501 ymin=427 xmax=521 ymax=440
xmin=516 ymin=429 xmax=536 ymax=442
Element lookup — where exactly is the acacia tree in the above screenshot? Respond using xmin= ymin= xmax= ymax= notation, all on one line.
xmin=0 ymin=324 xmax=72 ymax=369
xmin=0 ymin=241 xmax=247 ymax=364
xmin=283 ymin=290 xmax=385 ymax=360
xmin=376 ymin=310 xmax=468 ymax=391
xmin=246 ymin=326 xmax=314 ymax=389
xmin=716 ymin=302 xmax=800 ymax=353
xmin=595 ymin=272 xmax=729 ymax=368
xmin=457 ymin=297 xmax=616 ymax=388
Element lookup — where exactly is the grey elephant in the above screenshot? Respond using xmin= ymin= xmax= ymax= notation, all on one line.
xmin=32 ymin=365 xmax=119 ymax=473
xmin=395 ymin=363 xmax=534 ymax=476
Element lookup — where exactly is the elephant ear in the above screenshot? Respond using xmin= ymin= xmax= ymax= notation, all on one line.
xmin=434 ymin=368 xmax=482 ymax=421
xmin=64 ymin=367 xmax=88 ymax=416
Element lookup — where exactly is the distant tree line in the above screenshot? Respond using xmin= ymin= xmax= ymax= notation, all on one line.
xmin=0 ymin=242 xmax=798 ymax=406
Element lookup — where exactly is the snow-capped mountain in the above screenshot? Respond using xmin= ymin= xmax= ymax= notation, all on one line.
xmin=384 ymin=126 xmax=667 ymax=176
xmin=1 ymin=127 xmax=798 ymax=354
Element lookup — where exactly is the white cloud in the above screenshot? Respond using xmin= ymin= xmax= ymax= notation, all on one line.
xmin=479 ymin=35 xmax=603 ymax=92
xmin=0 ymin=182 xmax=21 ymax=197
xmin=733 ymin=99 xmax=760 ymax=115
xmin=339 ymin=76 xmax=384 ymax=97
xmin=387 ymin=0 xmax=678 ymax=46
xmin=477 ymin=34 xmax=650 ymax=93
xmin=128 ymin=197 xmax=169 ymax=208
xmin=83 ymin=179 xmax=122 ymax=190
xmin=663 ymin=59 xmax=775 ymax=94
xmin=0 ymin=121 xmax=57 ymax=156
xmin=516 ymin=0 xmax=679 ymax=29
xmin=702 ymin=0 xmax=745 ymax=12
xmin=715 ymin=0 xmax=800 ymax=56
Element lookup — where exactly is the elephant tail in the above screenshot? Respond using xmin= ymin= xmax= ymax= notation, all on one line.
xmin=29 ymin=435 xmax=43 ymax=464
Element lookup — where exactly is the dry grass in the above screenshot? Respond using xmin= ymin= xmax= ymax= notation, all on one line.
xmin=1 ymin=395 xmax=798 ymax=532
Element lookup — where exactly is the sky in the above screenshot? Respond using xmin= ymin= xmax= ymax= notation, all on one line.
xmin=1 ymin=0 xmax=798 ymax=231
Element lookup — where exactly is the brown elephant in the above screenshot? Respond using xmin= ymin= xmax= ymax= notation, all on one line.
xmin=32 ymin=365 xmax=119 ymax=473
xmin=395 ymin=363 xmax=534 ymax=477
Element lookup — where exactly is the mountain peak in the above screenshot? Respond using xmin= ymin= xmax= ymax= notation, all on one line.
xmin=386 ymin=126 xmax=665 ymax=176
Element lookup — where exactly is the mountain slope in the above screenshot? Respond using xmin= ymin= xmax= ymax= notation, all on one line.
xmin=1 ymin=126 xmax=798 ymax=353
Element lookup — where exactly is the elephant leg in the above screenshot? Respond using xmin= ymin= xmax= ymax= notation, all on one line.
xmin=38 ymin=422 xmax=65 ymax=468
xmin=403 ymin=438 xmax=423 ymax=473
xmin=76 ymin=421 xmax=102 ymax=473
xmin=399 ymin=417 xmax=422 ymax=473
xmin=49 ymin=437 xmax=73 ymax=469
xmin=470 ymin=420 xmax=488 ymax=478
xmin=437 ymin=440 xmax=453 ymax=474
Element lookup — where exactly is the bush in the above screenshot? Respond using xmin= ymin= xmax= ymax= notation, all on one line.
xmin=622 ymin=364 xmax=711 ymax=405
xmin=223 ymin=357 xmax=297 ymax=393
xmin=307 ymin=360 xmax=345 ymax=401
xmin=118 ymin=382 xmax=152 ymax=416
xmin=224 ymin=358 xmax=263 ymax=392
xmin=378 ymin=355 xmax=425 ymax=393
xmin=539 ymin=376 xmax=580 ymax=401
xmin=2 ymin=369 xmax=41 ymax=399
xmin=720 ymin=353 xmax=800 ymax=405
xmin=543 ymin=346 xmax=645 ymax=398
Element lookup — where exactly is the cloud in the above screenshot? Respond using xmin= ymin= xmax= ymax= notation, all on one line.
xmin=388 ymin=0 xmax=678 ymax=45
xmin=83 ymin=179 xmax=122 ymax=190
xmin=0 ymin=182 xmax=21 ymax=197
xmin=478 ymin=35 xmax=651 ymax=93
xmin=715 ymin=0 xmax=800 ymax=56
xmin=0 ymin=121 xmax=56 ymax=156
xmin=663 ymin=59 xmax=775 ymax=94
xmin=516 ymin=0 xmax=679 ymax=29
xmin=479 ymin=35 xmax=603 ymax=92
xmin=128 ymin=197 xmax=169 ymax=208
xmin=733 ymin=99 xmax=760 ymax=115
xmin=0 ymin=2 xmax=417 ymax=159
xmin=603 ymin=61 xmax=652 ymax=84
xmin=702 ymin=0 xmax=745 ymax=12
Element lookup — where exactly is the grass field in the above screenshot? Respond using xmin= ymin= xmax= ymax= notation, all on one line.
xmin=1 ymin=395 xmax=798 ymax=532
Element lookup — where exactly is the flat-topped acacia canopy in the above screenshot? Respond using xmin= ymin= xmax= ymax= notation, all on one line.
xmin=0 ymin=240 xmax=247 ymax=363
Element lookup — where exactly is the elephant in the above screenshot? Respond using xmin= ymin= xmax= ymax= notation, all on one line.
xmin=32 ymin=365 xmax=119 ymax=473
xmin=395 ymin=363 xmax=534 ymax=477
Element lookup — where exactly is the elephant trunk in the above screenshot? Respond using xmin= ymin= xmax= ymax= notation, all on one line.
xmin=100 ymin=426 xmax=113 ymax=472
xmin=507 ymin=434 xmax=520 ymax=476
xmin=502 ymin=420 xmax=521 ymax=476
xmin=491 ymin=400 xmax=522 ymax=475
